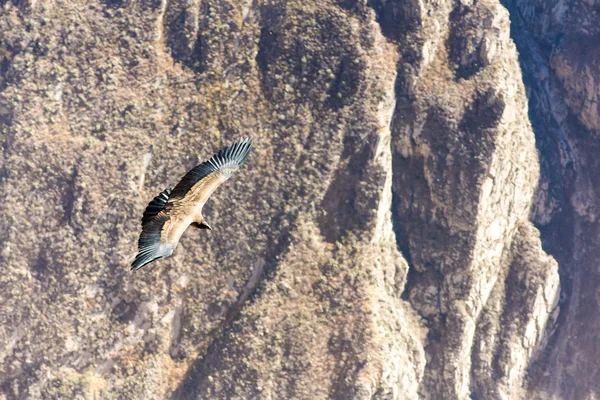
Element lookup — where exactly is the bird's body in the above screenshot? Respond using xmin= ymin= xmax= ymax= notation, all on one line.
xmin=131 ymin=137 xmax=253 ymax=271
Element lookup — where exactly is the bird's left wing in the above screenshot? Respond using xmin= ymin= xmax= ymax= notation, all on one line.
xmin=131 ymin=215 xmax=175 ymax=271
xmin=131 ymin=188 xmax=176 ymax=271
xmin=169 ymin=137 xmax=253 ymax=209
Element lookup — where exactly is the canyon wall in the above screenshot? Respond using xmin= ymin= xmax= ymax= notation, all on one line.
xmin=0 ymin=0 xmax=593 ymax=398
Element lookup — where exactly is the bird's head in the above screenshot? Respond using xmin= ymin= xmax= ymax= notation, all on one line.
xmin=193 ymin=221 xmax=212 ymax=230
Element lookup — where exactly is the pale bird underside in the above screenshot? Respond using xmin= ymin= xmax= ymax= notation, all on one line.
xmin=131 ymin=137 xmax=253 ymax=271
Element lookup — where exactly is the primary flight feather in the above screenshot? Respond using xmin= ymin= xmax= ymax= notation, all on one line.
xmin=131 ymin=137 xmax=253 ymax=271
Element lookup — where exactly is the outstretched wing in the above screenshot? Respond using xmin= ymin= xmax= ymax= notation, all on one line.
xmin=131 ymin=188 xmax=175 ymax=271
xmin=169 ymin=137 xmax=253 ymax=209
xmin=131 ymin=214 xmax=175 ymax=271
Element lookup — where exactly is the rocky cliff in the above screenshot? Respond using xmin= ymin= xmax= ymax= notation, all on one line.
xmin=0 ymin=0 xmax=592 ymax=399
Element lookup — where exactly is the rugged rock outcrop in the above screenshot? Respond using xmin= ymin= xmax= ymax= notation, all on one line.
xmin=0 ymin=0 xmax=587 ymax=398
xmin=502 ymin=0 xmax=600 ymax=398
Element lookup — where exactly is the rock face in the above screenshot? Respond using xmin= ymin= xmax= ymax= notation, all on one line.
xmin=0 ymin=0 xmax=592 ymax=398
xmin=502 ymin=0 xmax=600 ymax=398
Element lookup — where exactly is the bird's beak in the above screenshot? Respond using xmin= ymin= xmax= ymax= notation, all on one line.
xmin=201 ymin=222 xmax=212 ymax=230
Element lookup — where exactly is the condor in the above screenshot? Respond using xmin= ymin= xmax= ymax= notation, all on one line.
xmin=131 ymin=137 xmax=253 ymax=271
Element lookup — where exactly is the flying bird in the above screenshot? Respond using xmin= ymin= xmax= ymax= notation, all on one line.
xmin=131 ymin=137 xmax=253 ymax=271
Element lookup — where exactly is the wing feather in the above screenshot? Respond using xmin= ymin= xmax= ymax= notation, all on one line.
xmin=141 ymin=188 xmax=172 ymax=226
xmin=131 ymin=214 xmax=174 ymax=271
xmin=169 ymin=137 xmax=253 ymax=200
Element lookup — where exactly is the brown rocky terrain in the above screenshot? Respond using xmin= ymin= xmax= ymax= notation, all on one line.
xmin=0 ymin=0 xmax=594 ymax=399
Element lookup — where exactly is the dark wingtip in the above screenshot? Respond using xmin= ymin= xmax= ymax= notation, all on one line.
xmin=230 ymin=137 xmax=252 ymax=148
xmin=130 ymin=241 xmax=166 ymax=272
xmin=130 ymin=254 xmax=161 ymax=272
xmin=213 ymin=137 xmax=253 ymax=168
xmin=232 ymin=136 xmax=253 ymax=165
xmin=130 ymin=257 xmax=147 ymax=271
